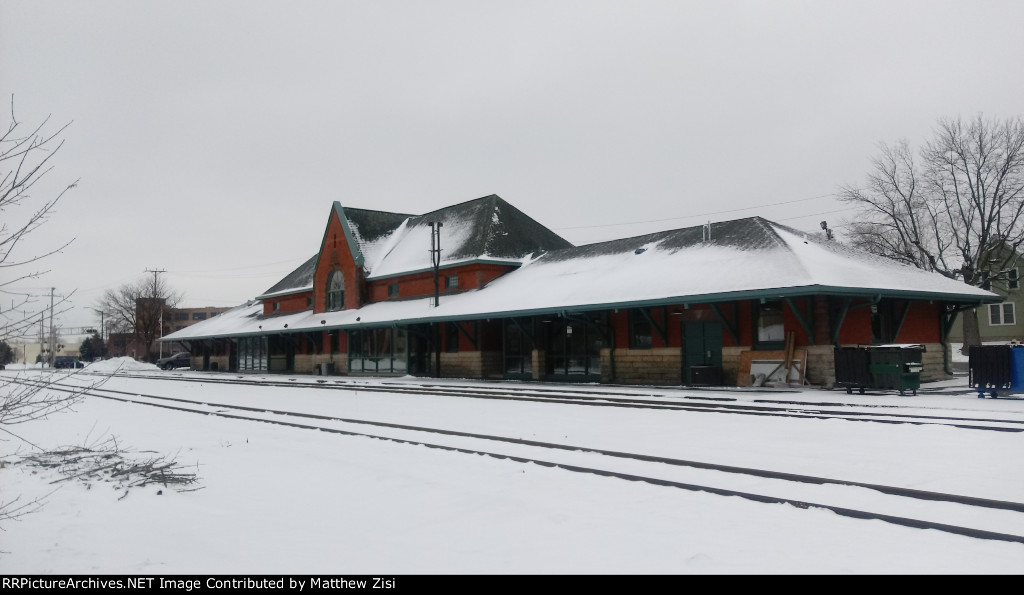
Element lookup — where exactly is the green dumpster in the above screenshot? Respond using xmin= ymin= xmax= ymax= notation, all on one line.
xmin=866 ymin=345 xmax=924 ymax=395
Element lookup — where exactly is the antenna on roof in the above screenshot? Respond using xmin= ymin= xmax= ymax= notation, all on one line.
xmin=702 ymin=221 xmax=712 ymax=242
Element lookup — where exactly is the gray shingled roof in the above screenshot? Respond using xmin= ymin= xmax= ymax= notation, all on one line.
xmin=411 ymin=194 xmax=573 ymax=261
xmin=257 ymin=254 xmax=318 ymax=298
xmin=537 ymin=216 xmax=782 ymax=263
xmin=363 ymin=194 xmax=574 ymax=278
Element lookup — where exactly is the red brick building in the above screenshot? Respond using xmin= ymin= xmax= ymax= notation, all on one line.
xmin=164 ymin=194 xmax=999 ymax=386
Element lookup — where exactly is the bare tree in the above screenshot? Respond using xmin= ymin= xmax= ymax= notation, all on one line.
xmin=840 ymin=114 xmax=1024 ymax=349
xmin=99 ymin=275 xmax=182 ymax=361
xmin=0 ymin=99 xmax=84 ymax=528
xmin=0 ymin=98 xmax=78 ymax=343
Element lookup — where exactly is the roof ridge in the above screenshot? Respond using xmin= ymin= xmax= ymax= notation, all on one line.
xmin=570 ymin=215 xmax=775 ymax=249
xmin=415 ymin=194 xmax=500 ymax=219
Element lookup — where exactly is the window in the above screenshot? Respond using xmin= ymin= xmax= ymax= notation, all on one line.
xmin=446 ymin=322 xmax=460 ymax=352
xmin=755 ymin=300 xmax=785 ymax=348
xmin=173 ymin=312 xmax=189 ymax=321
xmin=629 ymin=309 xmax=652 ymax=349
xmin=388 ymin=283 xmax=399 ymax=298
xmin=192 ymin=312 xmax=207 ymax=321
xmin=273 ymin=301 xmax=280 ymax=313
xmin=503 ymin=318 xmax=533 ymax=377
xmin=348 ymin=328 xmax=408 ymax=374
xmin=307 ymin=296 xmax=313 ymax=308
xmin=327 ymin=270 xmax=345 ymax=311
xmin=445 ymin=275 xmax=458 ymax=290
xmin=1009 ymin=269 xmax=1019 ymax=290
xmin=989 ymin=302 xmax=1016 ymax=326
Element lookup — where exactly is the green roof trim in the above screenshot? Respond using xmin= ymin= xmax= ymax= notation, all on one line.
xmin=162 ymin=283 xmax=997 ymax=341
xmin=365 ymin=258 xmax=523 ymax=281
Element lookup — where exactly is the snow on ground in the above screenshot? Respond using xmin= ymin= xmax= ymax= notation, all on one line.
xmin=0 ymin=370 xmax=1021 ymax=574
xmin=2 ymin=363 xmax=44 ymax=370
xmin=82 ymin=357 xmax=160 ymax=373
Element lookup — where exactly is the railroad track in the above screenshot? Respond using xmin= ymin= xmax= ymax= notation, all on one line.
xmin=66 ymin=370 xmax=1024 ymax=433
xmin=6 ymin=374 xmax=1024 ymax=546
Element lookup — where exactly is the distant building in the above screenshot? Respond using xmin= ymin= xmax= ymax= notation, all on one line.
xmin=163 ymin=194 xmax=999 ymax=386
xmin=107 ymin=305 xmax=231 ymax=359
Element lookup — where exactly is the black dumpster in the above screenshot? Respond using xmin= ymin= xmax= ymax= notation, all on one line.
xmin=968 ymin=344 xmax=1012 ymax=397
xmin=834 ymin=345 xmax=924 ymax=395
xmin=834 ymin=347 xmax=871 ymax=394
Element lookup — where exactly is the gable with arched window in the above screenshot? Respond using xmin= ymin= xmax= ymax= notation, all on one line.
xmin=327 ymin=270 xmax=345 ymax=311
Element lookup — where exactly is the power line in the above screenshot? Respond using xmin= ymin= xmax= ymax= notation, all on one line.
xmin=778 ymin=207 xmax=858 ymax=223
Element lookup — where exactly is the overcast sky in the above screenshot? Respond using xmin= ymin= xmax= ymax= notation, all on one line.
xmin=3 ymin=0 xmax=1023 ymax=332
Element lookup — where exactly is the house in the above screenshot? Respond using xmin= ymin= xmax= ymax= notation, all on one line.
xmin=947 ymin=245 xmax=1023 ymax=345
xmin=162 ymin=194 xmax=999 ymax=386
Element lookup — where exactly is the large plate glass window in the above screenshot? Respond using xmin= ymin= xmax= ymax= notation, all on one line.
xmin=348 ymin=328 xmax=408 ymax=373
xmin=503 ymin=318 xmax=533 ymax=378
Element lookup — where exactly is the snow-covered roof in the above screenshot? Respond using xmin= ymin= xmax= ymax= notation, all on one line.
xmin=255 ymin=195 xmax=571 ymax=298
xmin=361 ymin=195 xmax=573 ymax=279
xmin=164 ymin=216 xmax=999 ymax=342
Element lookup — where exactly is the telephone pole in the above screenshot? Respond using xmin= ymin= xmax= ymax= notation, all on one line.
xmin=49 ymin=287 xmax=56 ymax=368
xmin=39 ymin=311 xmax=45 ymax=366
xmin=145 ymin=268 xmax=167 ymax=359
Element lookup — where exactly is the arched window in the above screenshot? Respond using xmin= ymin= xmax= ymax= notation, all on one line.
xmin=326 ymin=270 xmax=345 ymax=311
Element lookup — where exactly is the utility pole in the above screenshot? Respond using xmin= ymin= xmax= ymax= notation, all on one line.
xmin=145 ymin=268 xmax=167 ymax=359
xmin=429 ymin=223 xmax=442 ymax=307
xmin=39 ymin=311 xmax=44 ymax=367
xmin=429 ymin=222 xmax=442 ymax=378
xmin=49 ymin=287 xmax=55 ymax=368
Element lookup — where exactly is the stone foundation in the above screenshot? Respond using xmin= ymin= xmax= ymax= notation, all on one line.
xmin=721 ymin=346 xmax=745 ymax=386
xmin=804 ymin=345 xmax=836 ymax=387
xmin=606 ymin=348 xmax=682 ymax=385
xmin=197 ymin=355 xmax=230 ymax=372
xmin=440 ymin=351 xmax=481 ymax=379
xmin=531 ymin=349 xmax=545 ymax=381
xmin=293 ymin=354 xmax=314 ymax=374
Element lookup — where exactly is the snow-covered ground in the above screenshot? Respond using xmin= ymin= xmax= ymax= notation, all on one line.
xmin=0 ymin=369 xmax=1021 ymax=574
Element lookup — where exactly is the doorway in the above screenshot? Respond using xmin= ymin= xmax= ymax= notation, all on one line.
xmin=683 ymin=321 xmax=723 ymax=385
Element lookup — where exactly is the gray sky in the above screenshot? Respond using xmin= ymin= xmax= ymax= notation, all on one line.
xmin=3 ymin=0 xmax=1023 ymax=332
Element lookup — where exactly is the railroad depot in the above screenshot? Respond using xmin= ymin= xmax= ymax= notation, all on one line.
xmin=161 ymin=194 xmax=999 ymax=387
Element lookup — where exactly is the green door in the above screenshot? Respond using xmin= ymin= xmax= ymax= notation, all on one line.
xmin=683 ymin=321 xmax=723 ymax=385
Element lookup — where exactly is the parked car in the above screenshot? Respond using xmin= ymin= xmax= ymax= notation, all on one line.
xmin=157 ymin=352 xmax=191 ymax=370
xmin=54 ymin=356 xmax=85 ymax=369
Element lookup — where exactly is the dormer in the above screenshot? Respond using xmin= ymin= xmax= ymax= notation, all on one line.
xmin=312 ymin=202 xmax=411 ymax=313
